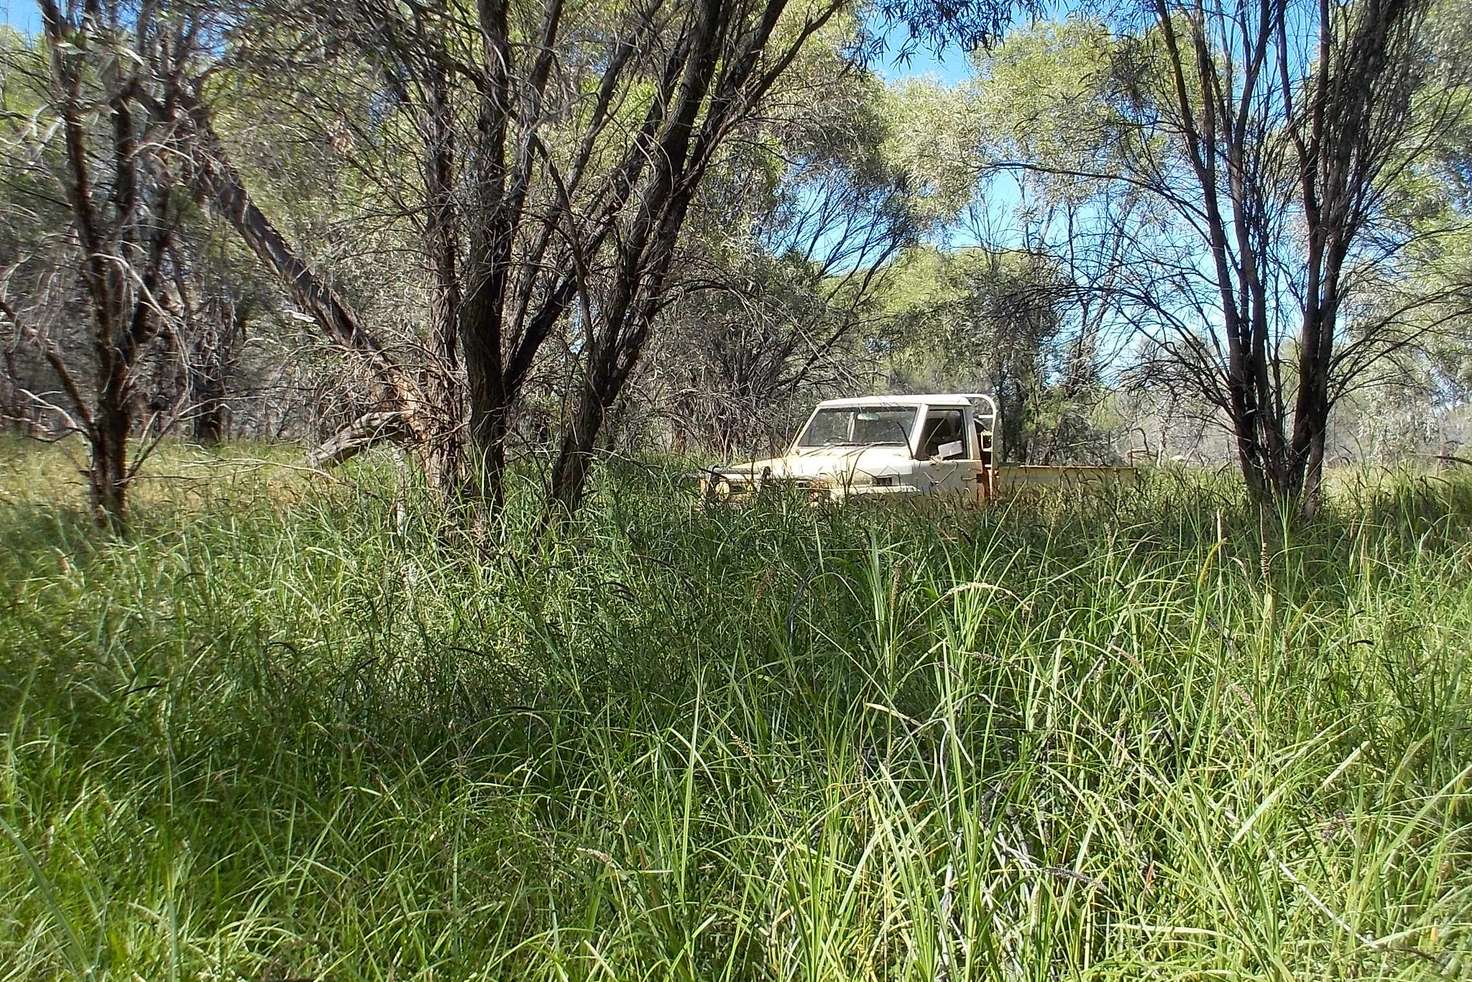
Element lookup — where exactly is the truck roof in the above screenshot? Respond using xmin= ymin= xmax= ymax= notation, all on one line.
xmin=816 ymin=394 xmax=987 ymax=409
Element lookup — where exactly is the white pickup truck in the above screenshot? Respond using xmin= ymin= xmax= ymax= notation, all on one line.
xmin=699 ymin=393 xmax=1134 ymax=504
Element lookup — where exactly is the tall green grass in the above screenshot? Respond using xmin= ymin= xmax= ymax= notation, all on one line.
xmin=1 ymin=442 xmax=1469 ymax=980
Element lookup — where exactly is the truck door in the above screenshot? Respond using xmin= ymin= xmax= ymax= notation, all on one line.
xmin=914 ymin=406 xmax=972 ymax=495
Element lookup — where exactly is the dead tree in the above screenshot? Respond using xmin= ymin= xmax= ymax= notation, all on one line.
xmin=177 ymin=88 xmax=426 ymax=447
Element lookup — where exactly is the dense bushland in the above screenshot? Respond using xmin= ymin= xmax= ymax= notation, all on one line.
xmin=1 ymin=441 xmax=1469 ymax=980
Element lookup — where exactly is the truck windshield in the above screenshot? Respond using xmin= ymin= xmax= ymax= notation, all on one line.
xmin=797 ymin=407 xmax=916 ymax=449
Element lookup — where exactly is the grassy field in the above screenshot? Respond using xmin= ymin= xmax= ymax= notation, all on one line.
xmin=1 ymin=438 xmax=1469 ymax=980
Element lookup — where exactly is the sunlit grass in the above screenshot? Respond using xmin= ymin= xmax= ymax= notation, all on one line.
xmin=1 ymin=439 xmax=1469 ymax=980
xmin=0 ymin=433 xmax=316 ymax=512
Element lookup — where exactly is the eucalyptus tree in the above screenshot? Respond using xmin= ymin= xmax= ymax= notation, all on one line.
xmin=0 ymin=1 xmax=220 ymax=531
xmin=879 ymin=244 xmax=1103 ymax=461
xmin=973 ymin=0 xmax=1470 ymax=509
xmin=183 ymin=0 xmax=852 ymax=513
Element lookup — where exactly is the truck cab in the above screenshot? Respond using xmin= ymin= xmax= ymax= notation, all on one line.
xmin=702 ymin=394 xmax=1001 ymax=503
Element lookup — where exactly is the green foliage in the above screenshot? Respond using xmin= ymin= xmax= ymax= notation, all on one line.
xmin=2 ymin=439 xmax=1470 ymax=978
xmin=878 ymin=245 xmax=1111 ymax=462
xmin=1370 ymin=0 xmax=1472 ymax=407
xmin=972 ymin=18 xmax=1121 ymax=177
xmin=876 ymin=78 xmax=980 ymax=226
xmin=1421 ymin=0 xmax=1472 ymax=209
xmin=0 ymin=30 xmax=70 ymax=253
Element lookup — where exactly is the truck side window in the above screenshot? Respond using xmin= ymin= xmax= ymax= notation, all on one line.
xmin=919 ymin=409 xmax=964 ymax=458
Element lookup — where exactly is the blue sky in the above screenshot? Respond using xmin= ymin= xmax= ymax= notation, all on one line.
xmin=2 ymin=2 xmax=38 ymax=34
xmin=876 ymin=38 xmax=972 ymax=86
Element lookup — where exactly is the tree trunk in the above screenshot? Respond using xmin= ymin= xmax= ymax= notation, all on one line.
xmin=1 ymin=347 xmax=31 ymax=434
xmin=420 ymin=58 xmax=468 ymax=498
xmin=462 ymin=317 xmax=513 ymax=512
xmin=187 ymin=323 xmax=227 ymax=446
xmin=191 ymin=383 xmax=226 ymax=446
xmin=185 ymin=298 xmax=241 ymax=448
xmin=548 ymin=381 xmax=607 ymax=515
xmin=90 ymin=351 xmax=131 ymax=533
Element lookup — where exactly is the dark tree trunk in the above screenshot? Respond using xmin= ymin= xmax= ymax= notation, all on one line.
xmin=420 ymin=58 xmax=467 ymax=496
xmin=39 ymin=0 xmax=182 ymax=534
xmin=1 ymin=347 xmax=31 ymax=434
xmin=461 ymin=310 xmax=511 ymax=511
xmin=548 ymin=375 xmax=609 ymax=514
xmin=191 ymin=376 xmax=226 ymax=446
xmin=186 ymin=299 xmax=237 ymax=447
xmin=90 ymin=350 xmax=131 ymax=533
